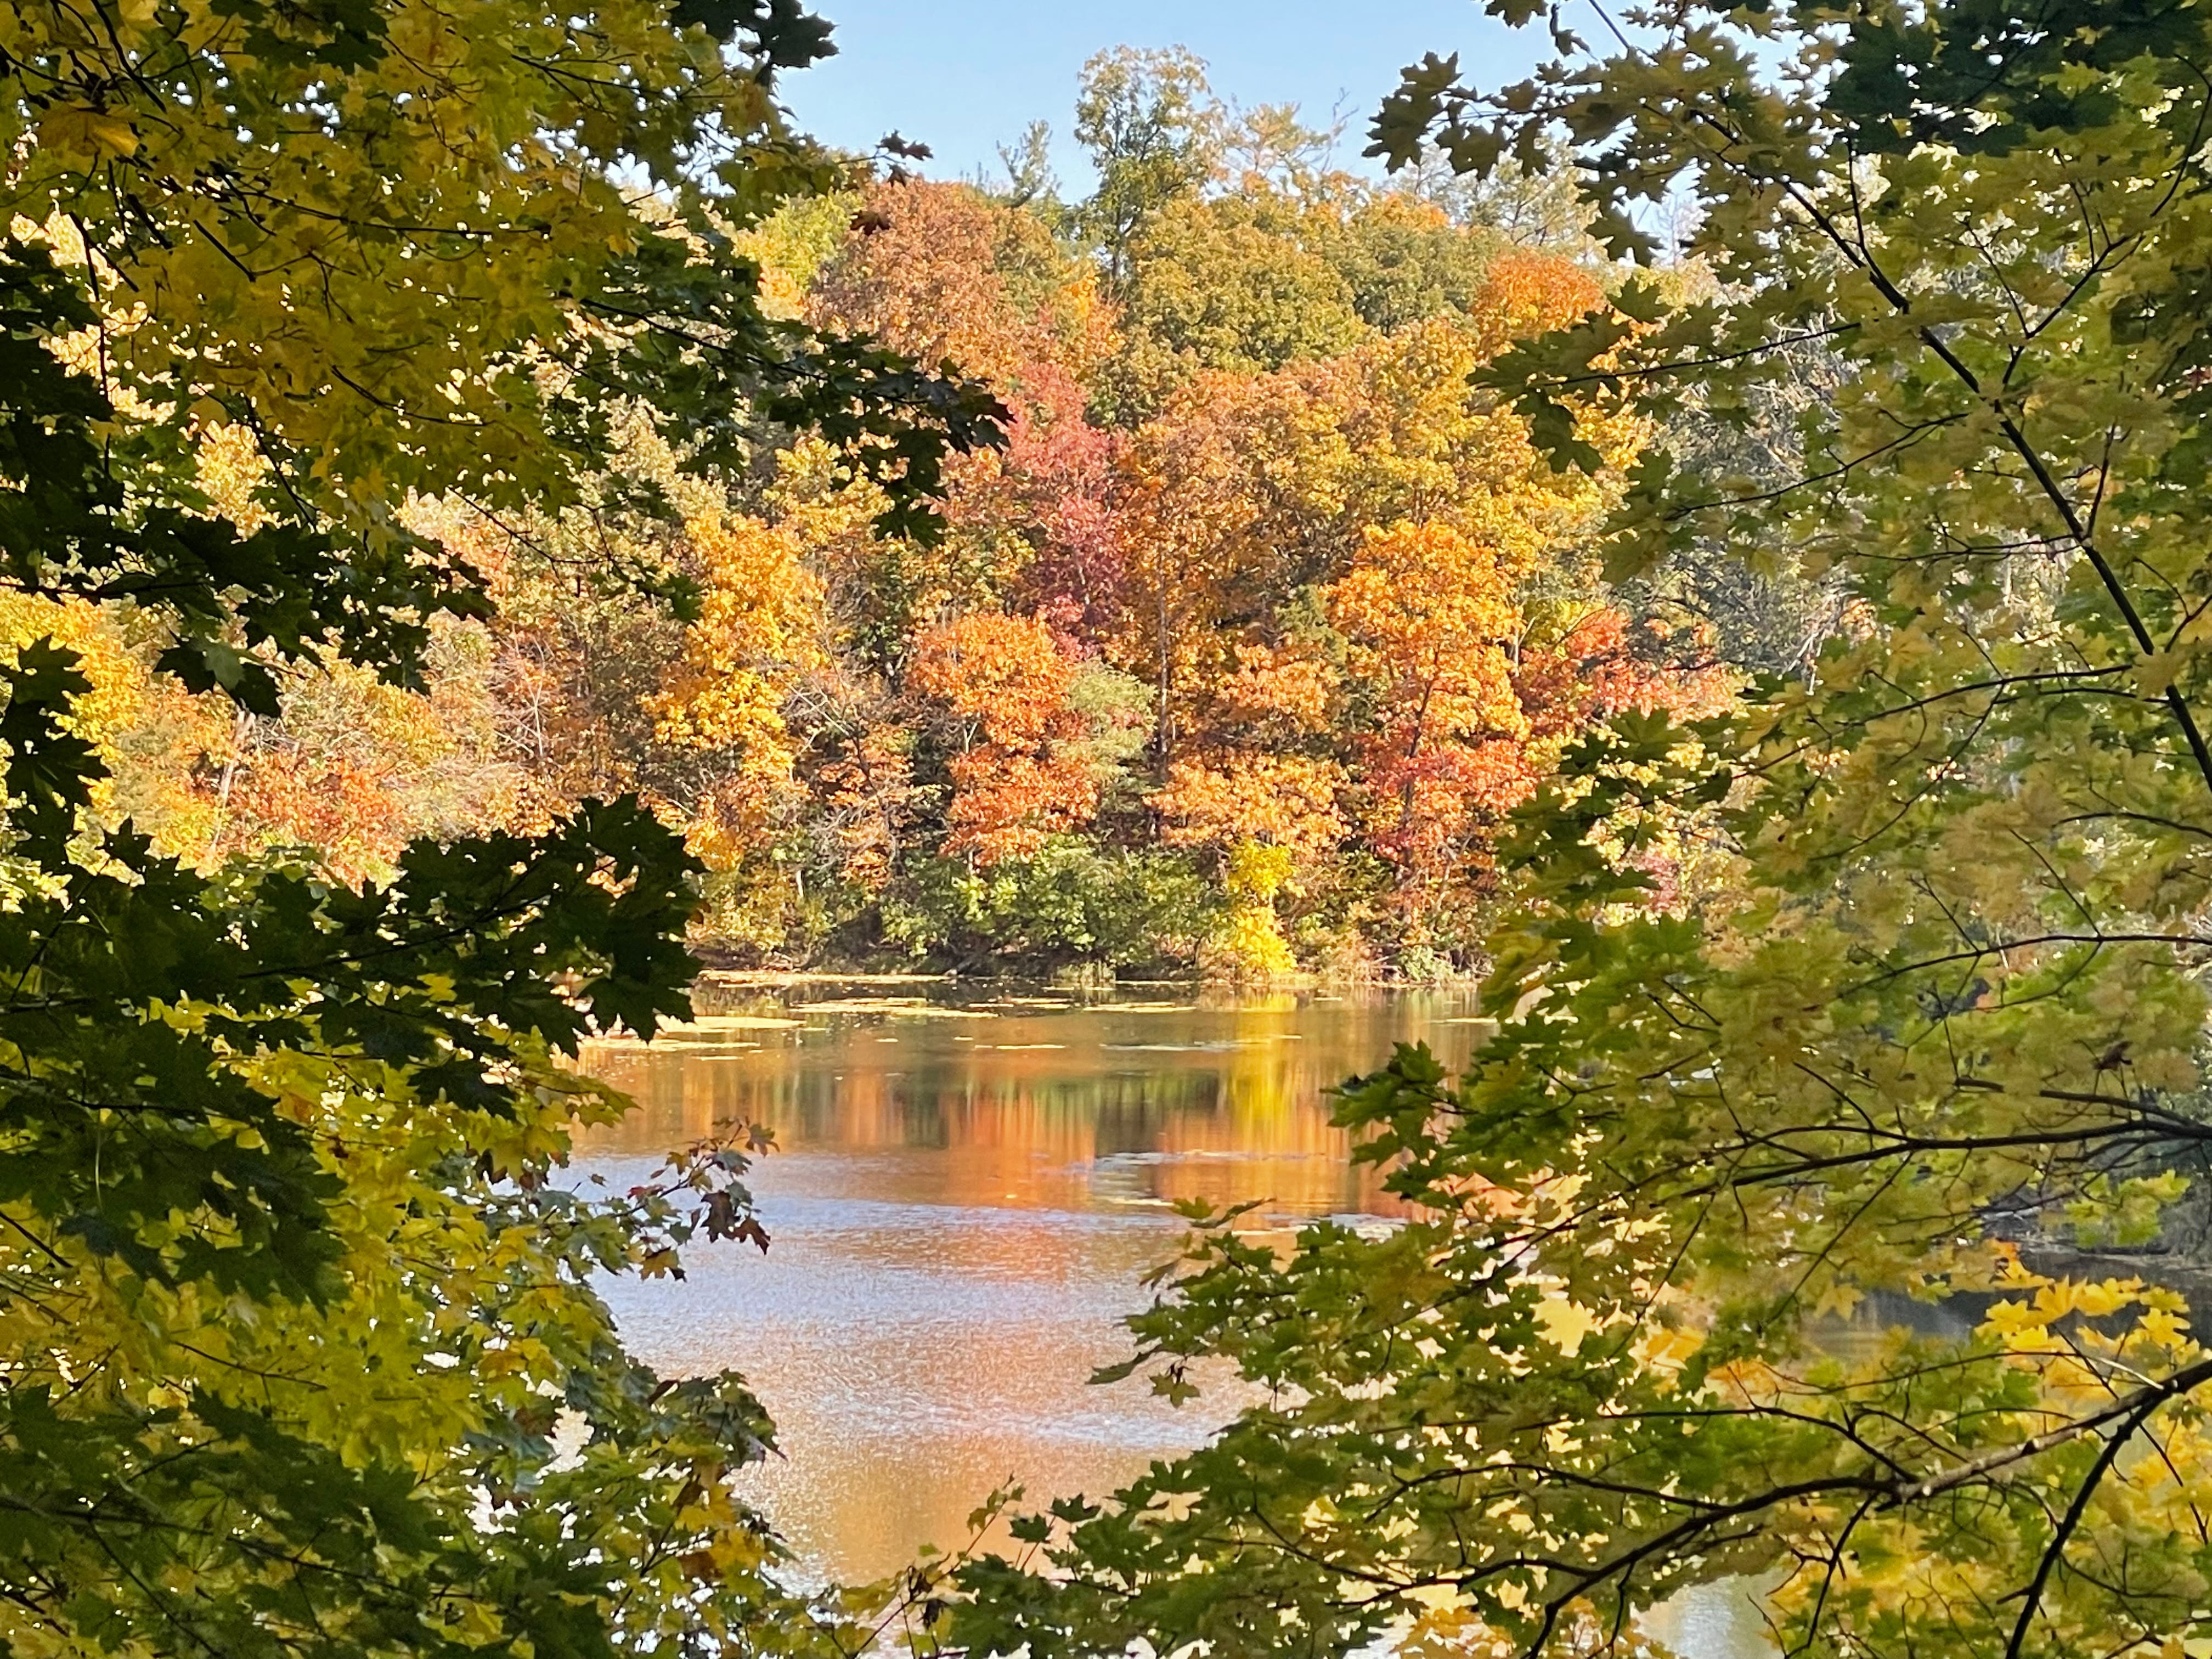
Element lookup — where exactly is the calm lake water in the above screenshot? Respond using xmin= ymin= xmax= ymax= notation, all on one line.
xmin=574 ymin=977 xmax=1771 ymax=1656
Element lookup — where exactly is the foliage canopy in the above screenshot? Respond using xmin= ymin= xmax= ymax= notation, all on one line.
xmin=46 ymin=54 xmax=1702 ymax=982
xmin=944 ymin=2 xmax=2212 ymax=1656
xmin=0 ymin=1 xmax=995 ymax=1655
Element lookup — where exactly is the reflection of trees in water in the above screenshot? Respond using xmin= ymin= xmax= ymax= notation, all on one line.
xmin=577 ymin=995 xmax=1479 ymax=1215
xmin=580 ymin=993 xmax=1481 ymax=1584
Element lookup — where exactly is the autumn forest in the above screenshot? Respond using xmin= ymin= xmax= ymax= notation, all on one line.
xmin=38 ymin=47 xmax=1750 ymax=980
xmin=18 ymin=3 xmax=2212 ymax=1658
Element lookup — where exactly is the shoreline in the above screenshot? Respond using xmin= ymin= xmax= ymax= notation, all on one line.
xmin=692 ymin=963 xmax=1489 ymax=991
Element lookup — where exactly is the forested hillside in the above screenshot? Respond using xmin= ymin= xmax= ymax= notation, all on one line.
xmin=34 ymin=49 xmax=1755 ymax=979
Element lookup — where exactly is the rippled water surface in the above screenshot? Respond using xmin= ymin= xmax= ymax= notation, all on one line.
xmin=574 ymin=977 xmax=1773 ymax=1657
xmin=575 ymin=980 xmax=1474 ymax=1573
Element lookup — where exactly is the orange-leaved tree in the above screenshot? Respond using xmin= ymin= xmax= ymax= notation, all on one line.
xmin=1327 ymin=520 xmax=1533 ymax=905
xmin=809 ymin=178 xmax=1110 ymax=392
xmin=1152 ymin=641 xmax=1348 ymax=972
xmin=906 ymin=612 xmax=1099 ymax=865
xmin=799 ymin=180 xmax=1117 ymax=666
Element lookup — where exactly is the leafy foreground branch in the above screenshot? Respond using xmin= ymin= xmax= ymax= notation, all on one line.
xmin=0 ymin=1 xmax=995 ymax=1655
xmin=942 ymin=4 xmax=2212 ymax=1657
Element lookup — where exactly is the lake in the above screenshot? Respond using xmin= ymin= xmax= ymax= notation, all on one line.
xmin=574 ymin=976 xmax=1771 ymax=1656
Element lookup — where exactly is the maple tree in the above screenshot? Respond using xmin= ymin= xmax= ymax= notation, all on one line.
xmin=811 ymin=179 xmax=1109 ymax=393
xmin=1073 ymin=46 xmax=1223 ymax=291
xmin=0 ymin=2 xmax=996 ymax=1656
xmin=946 ymin=4 xmax=2212 ymax=1658
xmin=1328 ymin=519 xmax=1531 ymax=889
xmin=907 ymin=611 xmax=1101 ymax=866
xmin=1152 ymin=639 xmax=1348 ymax=865
xmin=1104 ymin=191 xmax=1371 ymax=417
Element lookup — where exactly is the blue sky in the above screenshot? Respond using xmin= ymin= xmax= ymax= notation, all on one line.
xmin=778 ymin=1 xmax=1553 ymax=190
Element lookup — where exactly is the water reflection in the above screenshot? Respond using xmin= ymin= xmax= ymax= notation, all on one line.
xmin=575 ymin=979 xmax=1487 ymax=1583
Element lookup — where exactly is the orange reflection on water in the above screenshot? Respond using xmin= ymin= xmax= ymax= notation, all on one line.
xmin=575 ymin=984 xmax=1486 ymax=1583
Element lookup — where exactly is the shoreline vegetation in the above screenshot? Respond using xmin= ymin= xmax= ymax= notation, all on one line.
xmin=687 ymin=963 xmax=1491 ymax=989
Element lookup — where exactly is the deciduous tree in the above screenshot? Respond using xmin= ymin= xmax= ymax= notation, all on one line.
xmin=907 ymin=611 xmax=1100 ymax=864
xmin=952 ymin=4 xmax=2212 ymax=1656
xmin=0 ymin=2 xmax=992 ymax=1654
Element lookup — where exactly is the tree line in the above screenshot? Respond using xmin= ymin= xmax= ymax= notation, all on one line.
xmin=23 ymin=46 xmax=1749 ymax=981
